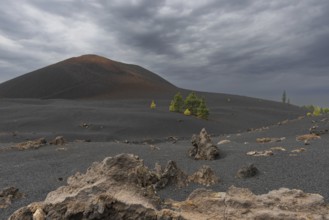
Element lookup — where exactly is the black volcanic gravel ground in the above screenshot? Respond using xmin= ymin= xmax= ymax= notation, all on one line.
xmin=1 ymin=98 xmax=324 ymax=219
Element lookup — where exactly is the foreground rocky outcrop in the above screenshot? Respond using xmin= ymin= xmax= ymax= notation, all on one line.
xmin=9 ymin=154 xmax=329 ymax=220
xmin=9 ymin=154 xmax=186 ymax=219
xmin=172 ymin=186 xmax=329 ymax=220
xmin=189 ymin=128 xmax=219 ymax=160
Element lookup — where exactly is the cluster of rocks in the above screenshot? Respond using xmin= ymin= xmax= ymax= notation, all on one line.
xmin=9 ymin=154 xmax=329 ymax=220
xmin=309 ymin=118 xmax=329 ymax=135
xmin=9 ymin=154 xmax=219 ymax=219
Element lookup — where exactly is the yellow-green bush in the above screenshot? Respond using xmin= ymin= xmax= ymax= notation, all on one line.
xmin=184 ymin=108 xmax=191 ymax=116
xmin=313 ymin=106 xmax=321 ymax=116
xmin=150 ymin=100 xmax=156 ymax=109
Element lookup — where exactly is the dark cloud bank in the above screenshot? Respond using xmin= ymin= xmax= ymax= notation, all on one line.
xmin=0 ymin=0 xmax=329 ymax=106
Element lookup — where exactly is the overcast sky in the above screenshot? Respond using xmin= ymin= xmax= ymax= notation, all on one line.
xmin=1 ymin=0 xmax=329 ymax=106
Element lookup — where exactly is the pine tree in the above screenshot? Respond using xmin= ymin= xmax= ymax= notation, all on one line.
xmin=184 ymin=92 xmax=201 ymax=115
xmin=169 ymin=92 xmax=184 ymax=112
xmin=197 ymin=98 xmax=209 ymax=119
xmin=282 ymin=90 xmax=286 ymax=103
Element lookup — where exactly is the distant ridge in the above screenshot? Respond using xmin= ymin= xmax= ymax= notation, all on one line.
xmin=0 ymin=54 xmax=177 ymax=99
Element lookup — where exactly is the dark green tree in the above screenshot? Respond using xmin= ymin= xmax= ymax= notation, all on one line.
xmin=282 ymin=90 xmax=287 ymax=103
xmin=184 ymin=92 xmax=201 ymax=115
xmin=169 ymin=92 xmax=184 ymax=112
xmin=197 ymin=98 xmax=209 ymax=119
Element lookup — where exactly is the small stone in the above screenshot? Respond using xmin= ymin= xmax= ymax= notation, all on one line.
xmin=270 ymin=146 xmax=286 ymax=151
xmin=291 ymin=148 xmax=306 ymax=153
xmin=217 ymin=140 xmax=231 ymax=145
xmin=237 ymin=164 xmax=259 ymax=178
xmin=246 ymin=150 xmax=273 ymax=157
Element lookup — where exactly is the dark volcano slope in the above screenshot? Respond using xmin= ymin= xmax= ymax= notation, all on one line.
xmin=0 ymin=55 xmax=177 ymax=99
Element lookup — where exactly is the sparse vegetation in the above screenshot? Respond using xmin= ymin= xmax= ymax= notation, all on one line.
xmin=169 ymin=92 xmax=210 ymax=119
xmin=313 ymin=106 xmax=322 ymax=116
xmin=150 ymin=100 xmax=156 ymax=109
xmin=303 ymin=105 xmax=329 ymax=116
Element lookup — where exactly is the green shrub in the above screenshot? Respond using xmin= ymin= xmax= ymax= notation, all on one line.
xmin=306 ymin=112 xmax=312 ymax=117
xmin=169 ymin=92 xmax=184 ymax=112
xmin=184 ymin=92 xmax=201 ymax=115
xmin=169 ymin=100 xmax=175 ymax=112
xmin=184 ymin=108 xmax=191 ymax=116
xmin=313 ymin=106 xmax=321 ymax=116
xmin=197 ymin=98 xmax=209 ymax=119
xmin=303 ymin=105 xmax=315 ymax=112
xmin=323 ymin=108 xmax=329 ymax=114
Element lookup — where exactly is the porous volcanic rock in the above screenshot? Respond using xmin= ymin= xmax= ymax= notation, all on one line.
xmin=296 ymin=133 xmax=320 ymax=142
xmin=0 ymin=187 xmax=23 ymax=209
xmin=256 ymin=137 xmax=285 ymax=143
xmin=188 ymin=165 xmax=219 ymax=186
xmin=9 ymin=155 xmax=329 ymax=220
xmin=14 ymin=138 xmax=47 ymax=150
xmin=154 ymin=160 xmax=188 ymax=190
xmin=49 ymin=136 xmax=65 ymax=145
xmin=172 ymin=186 xmax=329 ymax=220
xmin=189 ymin=128 xmax=219 ymax=160
xmin=9 ymin=154 xmax=185 ymax=220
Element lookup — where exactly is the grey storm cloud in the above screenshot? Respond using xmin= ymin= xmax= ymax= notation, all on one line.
xmin=0 ymin=0 xmax=329 ymax=105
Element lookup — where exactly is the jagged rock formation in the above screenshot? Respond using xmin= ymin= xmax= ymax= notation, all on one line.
xmin=0 ymin=187 xmax=23 ymax=209
xmin=9 ymin=154 xmax=329 ymax=220
xmin=189 ymin=128 xmax=219 ymax=160
xmin=154 ymin=160 xmax=188 ymax=190
xmin=9 ymin=154 xmax=186 ymax=219
xmin=188 ymin=165 xmax=219 ymax=186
